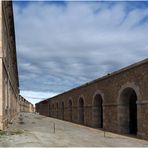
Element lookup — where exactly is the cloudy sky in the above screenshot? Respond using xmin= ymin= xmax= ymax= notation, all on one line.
xmin=13 ymin=1 xmax=148 ymax=105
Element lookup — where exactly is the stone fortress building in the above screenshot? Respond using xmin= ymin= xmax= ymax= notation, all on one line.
xmin=19 ymin=95 xmax=34 ymax=113
xmin=1 ymin=0 xmax=147 ymax=142
xmin=36 ymin=58 xmax=148 ymax=140
xmin=0 ymin=1 xmax=34 ymax=130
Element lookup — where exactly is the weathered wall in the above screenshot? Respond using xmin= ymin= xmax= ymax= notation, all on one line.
xmin=36 ymin=59 xmax=148 ymax=140
xmin=36 ymin=100 xmax=49 ymax=116
xmin=0 ymin=1 xmax=2 ymax=58
xmin=0 ymin=59 xmax=3 ymax=129
xmin=0 ymin=1 xmax=20 ymax=129
xmin=0 ymin=1 xmax=34 ymax=129
xmin=0 ymin=1 xmax=3 ymax=130
xmin=19 ymin=95 xmax=34 ymax=113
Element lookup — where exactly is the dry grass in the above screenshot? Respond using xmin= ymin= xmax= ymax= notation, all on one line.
xmin=0 ymin=130 xmax=24 ymax=137
xmin=10 ymin=130 xmax=24 ymax=135
xmin=0 ymin=130 xmax=6 ymax=136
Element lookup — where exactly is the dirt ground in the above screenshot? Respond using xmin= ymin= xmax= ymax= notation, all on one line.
xmin=0 ymin=112 xmax=148 ymax=147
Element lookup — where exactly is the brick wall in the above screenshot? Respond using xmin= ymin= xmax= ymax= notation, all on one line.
xmin=36 ymin=59 xmax=148 ymax=140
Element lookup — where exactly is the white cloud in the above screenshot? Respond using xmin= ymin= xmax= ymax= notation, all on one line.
xmin=13 ymin=2 xmax=148 ymax=104
xmin=20 ymin=90 xmax=58 ymax=105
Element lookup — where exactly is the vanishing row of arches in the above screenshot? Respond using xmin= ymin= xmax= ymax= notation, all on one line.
xmin=49 ymin=87 xmax=138 ymax=135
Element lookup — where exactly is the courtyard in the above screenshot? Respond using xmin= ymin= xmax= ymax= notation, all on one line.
xmin=0 ymin=112 xmax=148 ymax=147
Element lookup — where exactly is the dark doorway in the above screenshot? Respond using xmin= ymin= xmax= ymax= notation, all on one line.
xmin=68 ymin=100 xmax=72 ymax=121
xmin=92 ymin=94 xmax=103 ymax=128
xmin=52 ymin=104 xmax=54 ymax=117
xmin=61 ymin=102 xmax=64 ymax=120
xmin=49 ymin=104 xmax=51 ymax=117
xmin=129 ymin=92 xmax=137 ymax=134
xmin=119 ymin=88 xmax=137 ymax=135
xmin=56 ymin=103 xmax=58 ymax=118
xmin=78 ymin=98 xmax=84 ymax=124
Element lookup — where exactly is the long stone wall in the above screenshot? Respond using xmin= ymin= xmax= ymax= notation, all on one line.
xmin=0 ymin=1 xmax=34 ymax=130
xmin=36 ymin=59 xmax=148 ymax=140
xmin=0 ymin=1 xmax=19 ymax=129
xmin=19 ymin=95 xmax=34 ymax=113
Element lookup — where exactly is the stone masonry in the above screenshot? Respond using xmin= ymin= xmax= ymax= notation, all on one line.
xmin=36 ymin=59 xmax=148 ymax=140
xmin=0 ymin=1 xmax=34 ymax=130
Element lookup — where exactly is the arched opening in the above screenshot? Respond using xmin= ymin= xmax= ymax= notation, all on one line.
xmin=92 ymin=94 xmax=103 ymax=128
xmin=68 ymin=100 xmax=72 ymax=121
xmin=52 ymin=104 xmax=54 ymax=117
xmin=78 ymin=97 xmax=84 ymax=124
xmin=49 ymin=104 xmax=51 ymax=117
xmin=61 ymin=102 xmax=64 ymax=120
xmin=118 ymin=87 xmax=137 ymax=135
xmin=56 ymin=103 xmax=58 ymax=118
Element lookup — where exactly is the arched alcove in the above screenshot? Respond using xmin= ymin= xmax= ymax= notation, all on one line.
xmin=78 ymin=97 xmax=84 ymax=124
xmin=56 ymin=102 xmax=58 ymax=118
xmin=92 ymin=94 xmax=103 ymax=128
xmin=118 ymin=87 xmax=137 ymax=135
xmin=61 ymin=101 xmax=64 ymax=120
xmin=49 ymin=104 xmax=51 ymax=117
xmin=52 ymin=104 xmax=54 ymax=117
xmin=68 ymin=100 xmax=72 ymax=121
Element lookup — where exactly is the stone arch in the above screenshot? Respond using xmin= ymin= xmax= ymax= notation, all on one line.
xmin=93 ymin=90 xmax=104 ymax=102
xmin=61 ymin=101 xmax=64 ymax=120
xmin=92 ymin=93 xmax=103 ymax=128
xmin=78 ymin=96 xmax=84 ymax=124
xmin=118 ymin=83 xmax=140 ymax=135
xmin=68 ymin=98 xmax=73 ymax=122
